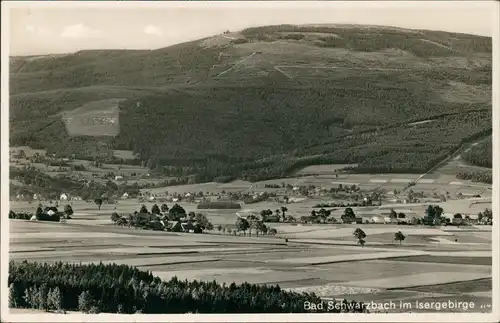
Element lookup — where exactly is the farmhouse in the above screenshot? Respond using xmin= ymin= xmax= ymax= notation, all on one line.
xmin=122 ymin=192 xmax=129 ymax=199
xmin=371 ymin=215 xmax=385 ymax=224
xmin=236 ymin=209 xmax=258 ymax=220
xmin=171 ymin=221 xmax=195 ymax=233
xmin=60 ymin=193 xmax=69 ymax=201
xmin=115 ymin=175 xmax=124 ymax=181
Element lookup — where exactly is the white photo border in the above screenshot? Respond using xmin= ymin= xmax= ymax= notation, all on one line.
xmin=1 ymin=1 xmax=499 ymax=322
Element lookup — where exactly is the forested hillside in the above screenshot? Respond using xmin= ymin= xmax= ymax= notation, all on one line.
xmin=462 ymin=137 xmax=492 ymax=168
xmin=9 ymin=25 xmax=492 ymax=182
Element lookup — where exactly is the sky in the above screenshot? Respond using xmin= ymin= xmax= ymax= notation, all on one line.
xmin=5 ymin=1 xmax=496 ymax=56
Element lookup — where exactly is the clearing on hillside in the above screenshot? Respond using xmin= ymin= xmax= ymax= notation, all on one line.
xmin=61 ymin=98 xmax=124 ymax=136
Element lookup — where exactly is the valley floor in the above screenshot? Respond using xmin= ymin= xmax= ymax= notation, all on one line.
xmin=8 ymin=212 xmax=492 ymax=313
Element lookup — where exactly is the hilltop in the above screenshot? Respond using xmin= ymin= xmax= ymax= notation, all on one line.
xmin=9 ymin=24 xmax=492 ymax=182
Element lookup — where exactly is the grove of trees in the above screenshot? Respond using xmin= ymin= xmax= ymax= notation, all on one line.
xmin=8 ymin=261 xmax=368 ymax=313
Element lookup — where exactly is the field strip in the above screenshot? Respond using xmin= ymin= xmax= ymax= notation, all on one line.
xmin=268 ymin=250 xmax=428 ymax=265
xmin=389 ymin=178 xmax=413 ymax=183
xmin=377 ymin=259 xmax=492 ymax=270
xmin=417 ymin=179 xmax=435 ymax=184
xmin=9 ymin=246 xmax=56 ymax=253
xmin=146 ymin=243 xmax=224 ymax=248
xmin=344 ymin=272 xmax=491 ymax=289
xmin=275 ymin=65 xmax=409 ymax=72
xmin=370 ymin=179 xmax=388 ymax=183
xmin=466 ymin=291 xmax=492 ymax=297
xmin=291 ymin=239 xmax=390 ymax=246
xmin=277 ymin=226 xmax=342 ymax=235
xmin=286 ymin=284 xmax=383 ymax=296
xmin=9 ymin=249 xmax=134 ymax=259
xmin=426 ymin=251 xmax=492 ymax=257
xmin=449 ymin=181 xmax=464 ymax=185
xmin=10 ymin=231 xmax=137 ymax=239
xmin=76 ymin=256 xmax=220 ymax=267
xmin=68 ymin=219 xmax=111 ymax=225
xmin=95 ymin=246 xmax=265 ymax=255
xmin=288 ymin=227 xmax=453 ymax=239
xmin=330 ymin=181 xmax=360 ymax=185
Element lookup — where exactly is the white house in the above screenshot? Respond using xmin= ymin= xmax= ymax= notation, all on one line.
xmin=371 ymin=215 xmax=385 ymax=224
xmin=60 ymin=193 xmax=69 ymax=201
xmin=115 ymin=175 xmax=124 ymax=181
xmin=122 ymin=192 xmax=129 ymax=199
xmin=236 ymin=209 xmax=258 ymax=220
xmin=33 ymin=194 xmax=38 ymax=200
xmin=384 ymin=217 xmax=398 ymax=224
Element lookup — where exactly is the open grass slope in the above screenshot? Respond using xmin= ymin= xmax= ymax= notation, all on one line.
xmin=9 ymin=25 xmax=492 ymax=181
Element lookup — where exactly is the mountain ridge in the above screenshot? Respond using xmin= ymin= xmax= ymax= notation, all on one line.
xmin=9 ymin=24 xmax=492 ymax=182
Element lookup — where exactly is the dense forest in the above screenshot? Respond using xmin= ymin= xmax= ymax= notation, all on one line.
xmin=456 ymin=171 xmax=492 ymax=184
xmin=9 ymin=261 xmax=367 ymax=314
xmin=10 ymin=25 xmax=492 ymax=182
xmin=461 ymin=137 xmax=492 ymax=168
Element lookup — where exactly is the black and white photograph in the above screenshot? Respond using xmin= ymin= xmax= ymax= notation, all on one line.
xmin=1 ymin=1 xmax=498 ymax=321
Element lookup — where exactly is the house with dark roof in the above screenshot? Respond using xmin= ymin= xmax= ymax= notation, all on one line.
xmin=171 ymin=220 xmax=195 ymax=233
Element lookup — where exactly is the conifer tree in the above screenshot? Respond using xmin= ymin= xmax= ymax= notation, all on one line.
xmin=23 ymin=287 xmax=32 ymax=308
xmin=78 ymin=290 xmax=94 ymax=313
xmin=51 ymin=287 xmax=63 ymax=311
xmin=9 ymin=283 xmax=18 ymax=308
xmin=38 ymin=284 xmax=49 ymax=311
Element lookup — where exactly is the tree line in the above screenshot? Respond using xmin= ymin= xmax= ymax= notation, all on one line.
xmin=456 ymin=171 xmax=492 ymax=184
xmin=9 ymin=261 xmax=367 ymax=313
xmin=461 ymin=138 xmax=492 ymax=168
